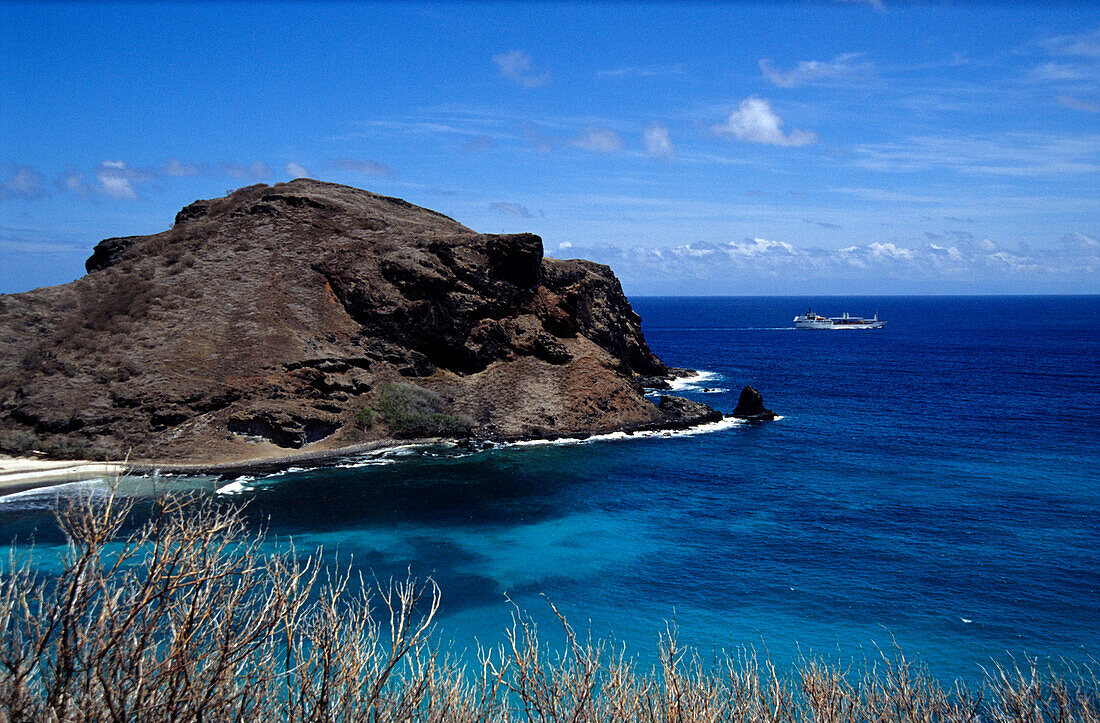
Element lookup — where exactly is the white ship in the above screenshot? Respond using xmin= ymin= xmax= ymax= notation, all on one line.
xmin=794 ymin=307 xmax=885 ymax=329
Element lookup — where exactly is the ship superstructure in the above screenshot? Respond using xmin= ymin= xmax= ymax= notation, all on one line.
xmin=794 ymin=308 xmax=885 ymax=329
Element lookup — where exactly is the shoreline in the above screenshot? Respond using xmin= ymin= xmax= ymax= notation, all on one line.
xmin=0 ymin=372 xmax=730 ymax=497
xmin=0 ymin=412 xmax=743 ymax=497
xmin=0 ymin=456 xmax=128 ymax=497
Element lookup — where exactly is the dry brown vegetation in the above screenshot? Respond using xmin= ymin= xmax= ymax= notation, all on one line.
xmin=1 ymin=490 xmax=1097 ymax=722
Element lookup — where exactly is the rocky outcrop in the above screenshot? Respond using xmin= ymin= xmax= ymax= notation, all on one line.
xmin=0 ymin=179 xmax=714 ymax=464
xmin=656 ymin=396 xmax=724 ymax=428
xmin=730 ymin=386 xmax=776 ymax=421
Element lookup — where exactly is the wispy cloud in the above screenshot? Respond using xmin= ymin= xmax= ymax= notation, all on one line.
xmin=571 ymin=128 xmax=624 ymax=153
xmin=759 ymin=53 xmax=867 ymax=88
xmin=55 ymin=167 xmax=90 ymax=196
xmin=0 ymin=165 xmax=47 ymax=200
xmin=831 ymin=0 xmax=886 ymax=13
xmin=164 ymin=158 xmax=203 ymax=177
xmin=1028 ymin=62 xmax=1095 ymax=82
xmin=489 ymin=201 xmax=533 ymax=218
xmin=284 ymin=162 xmax=310 ymax=178
xmin=462 ymin=135 xmax=495 ymax=153
xmin=222 ymin=161 xmax=272 ymax=181
xmin=1057 ymin=95 xmax=1100 ymax=113
xmin=493 ymin=50 xmax=549 ymax=88
xmin=832 ymin=187 xmax=940 ymax=203
xmin=329 ymin=158 xmax=394 ymax=177
xmin=357 ymin=119 xmax=508 ymax=138
xmin=643 ymin=124 xmax=675 ymax=160
xmin=0 ymin=226 xmax=84 ymax=255
xmin=803 ymin=218 xmax=843 ymax=230
xmin=849 ymin=133 xmax=1100 ymax=176
xmin=597 ymin=65 xmax=687 ymax=80
xmin=523 ymin=124 xmax=560 ymax=153
xmin=712 ymin=97 xmax=817 ymax=147
xmin=1036 ymin=27 xmax=1100 ymax=58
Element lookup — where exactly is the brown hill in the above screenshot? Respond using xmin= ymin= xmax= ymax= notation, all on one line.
xmin=0 ymin=180 xmax=720 ymax=467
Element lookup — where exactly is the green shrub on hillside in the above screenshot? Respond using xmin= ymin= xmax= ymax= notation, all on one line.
xmin=0 ymin=431 xmax=106 ymax=460
xmin=353 ymin=407 xmax=375 ymax=429
xmin=374 ymin=383 xmax=473 ymax=438
xmin=0 ymin=430 xmax=41 ymax=455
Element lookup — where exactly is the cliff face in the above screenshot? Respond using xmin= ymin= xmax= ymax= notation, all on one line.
xmin=0 ymin=180 xmax=704 ymax=464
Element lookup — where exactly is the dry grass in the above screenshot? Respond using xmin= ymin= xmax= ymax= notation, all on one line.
xmin=1 ymin=489 xmax=1097 ymax=722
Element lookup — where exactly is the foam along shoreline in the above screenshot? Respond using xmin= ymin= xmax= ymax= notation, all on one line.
xmin=0 ymin=455 xmax=127 ymax=497
xmin=215 ymin=416 xmax=749 ymax=495
xmin=2 ymin=408 xmax=754 ymax=498
xmin=644 ymin=369 xmax=728 ymax=395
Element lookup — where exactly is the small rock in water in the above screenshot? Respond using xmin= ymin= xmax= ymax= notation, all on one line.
xmin=730 ymin=386 xmax=776 ymax=421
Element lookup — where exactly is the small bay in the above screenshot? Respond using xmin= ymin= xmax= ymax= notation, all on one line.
xmin=2 ymin=295 xmax=1097 ymax=684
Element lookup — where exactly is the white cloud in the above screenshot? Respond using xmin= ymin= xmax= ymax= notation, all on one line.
xmin=284 ymin=162 xmax=310 ymax=178
xmin=95 ymin=160 xmax=152 ymax=199
xmin=493 ymin=50 xmax=549 ymax=88
xmin=727 ymin=237 xmax=796 ymax=257
xmin=489 ymin=201 xmax=533 ymax=218
xmin=928 ymin=243 xmax=963 ymax=260
xmin=643 ymin=124 xmax=675 ymax=160
xmin=571 ymin=128 xmax=624 ymax=153
xmin=869 ymin=241 xmax=914 ymax=260
xmin=712 ymin=97 xmax=817 ymax=147
xmin=1 ymin=165 xmax=46 ymax=200
xmin=759 ymin=53 xmax=866 ymax=88
xmin=97 ymin=178 xmax=135 ymax=200
xmin=542 ymin=230 xmax=1100 ymax=294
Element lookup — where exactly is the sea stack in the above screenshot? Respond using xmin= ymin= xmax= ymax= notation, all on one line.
xmin=0 ymin=180 xmax=722 ymax=465
xmin=730 ymin=386 xmax=776 ymax=422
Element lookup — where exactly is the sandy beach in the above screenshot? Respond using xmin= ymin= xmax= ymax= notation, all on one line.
xmin=0 ymin=455 xmax=128 ymax=497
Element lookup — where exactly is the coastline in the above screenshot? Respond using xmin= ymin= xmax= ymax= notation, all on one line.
xmin=0 ymin=372 xmax=732 ymax=497
xmin=0 ymin=455 xmax=128 ymax=496
xmin=0 ymin=411 xmax=742 ymax=497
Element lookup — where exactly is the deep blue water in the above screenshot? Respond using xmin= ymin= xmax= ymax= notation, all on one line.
xmin=2 ymin=296 xmax=1098 ymax=683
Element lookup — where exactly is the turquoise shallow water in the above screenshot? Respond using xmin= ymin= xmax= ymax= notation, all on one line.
xmin=2 ymin=296 xmax=1098 ymax=683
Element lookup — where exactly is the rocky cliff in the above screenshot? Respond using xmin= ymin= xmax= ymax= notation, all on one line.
xmin=0 ymin=180 xmax=718 ymax=465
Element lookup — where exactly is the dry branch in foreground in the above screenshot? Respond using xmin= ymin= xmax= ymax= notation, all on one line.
xmin=1 ymin=490 xmax=1097 ymax=722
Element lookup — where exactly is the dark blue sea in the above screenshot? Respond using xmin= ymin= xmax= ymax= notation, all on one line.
xmin=3 ymin=296 xmax=1098 ymax=683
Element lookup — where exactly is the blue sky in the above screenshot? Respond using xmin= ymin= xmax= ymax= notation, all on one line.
xmin=2 ymin=2 xmax=1098 ymax=295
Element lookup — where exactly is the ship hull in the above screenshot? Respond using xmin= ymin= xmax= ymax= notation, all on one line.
xmin=794 ymin=320 xmax=886 ymax=329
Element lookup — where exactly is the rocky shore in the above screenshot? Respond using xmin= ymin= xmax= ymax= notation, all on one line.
xmin=0 ymin=180 xmax=743 ymax=472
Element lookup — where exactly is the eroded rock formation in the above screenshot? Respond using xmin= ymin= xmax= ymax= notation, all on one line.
xmin=0 ymin=180 xmax=720 ymax=465
xmin=730 ymin=386 xmax=776 ymax=422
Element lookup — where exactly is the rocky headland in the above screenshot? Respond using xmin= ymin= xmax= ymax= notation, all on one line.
xmin=0 ymin=179 xmax=740 ymax=471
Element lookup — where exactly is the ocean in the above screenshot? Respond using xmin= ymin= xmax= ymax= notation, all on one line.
xmin=2 ymin=296 xmax=1098 ymax=684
